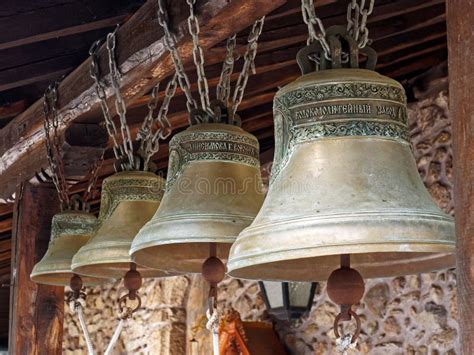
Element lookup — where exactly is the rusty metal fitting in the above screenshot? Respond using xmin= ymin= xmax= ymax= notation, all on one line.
xmin=202 ymin=256 xmax=226 ymax=286
xmin=69 ymin=274 xmax=83 ymax=299
xmin=123 ymin=265 xmax=142 ymax=301
xmin=334 ymin=308 xmax=361 ymax=343
xmin=326 ymin=266 xmax=365 ymax=306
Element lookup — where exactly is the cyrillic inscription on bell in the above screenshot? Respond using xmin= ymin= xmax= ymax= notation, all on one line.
xmin=227 ymin=68 xmax=455 ymax=282
xmin=130 ymin=123 xmax=265 ymax=274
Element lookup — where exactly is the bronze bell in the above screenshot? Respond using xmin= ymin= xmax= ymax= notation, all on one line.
xmin=227 ymin=30 xmax=455 ymax=282
xmin=71 ymin=171 xmax=175 ymax=279
xmin=130 ymin=122 xmax=265 ymax=273
xmin=31 ymin=211 xmax=112 ymax=286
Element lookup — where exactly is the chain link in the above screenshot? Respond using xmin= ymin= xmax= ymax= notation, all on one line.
xmin=138 ymin=74 xmax=178 ymax=169
xmin=187 ymin=0 xmax=212 ymax=115
xmin=347 ymin=0 xmax=375 ymax=48
xmin=82 ymin=152 xmax=104 ymax=205
xmin=43 ymin=82 xmax=70 ymax=209
xmin=158 ymin=0 xmax=264 ymax=121
xmin=231 ymin=17 xmax=265 ymax=116
xmin=301 ymin=0 xmax=331 ymax=59
xmin=105 ymin=29 xmax=136 ymax=170
xmin=89 ymin=40 xmax=124 ymax=161
xmin=216 ymin=35 xmax=236 ymax=104
xmin=137 ymin=82 xmax=160 ymax=160
xmin=157 ymin=0 xmax=198 ymax=119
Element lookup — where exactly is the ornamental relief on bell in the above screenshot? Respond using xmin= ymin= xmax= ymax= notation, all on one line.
xmin=165 ymin=128 xmax=261 ymax=191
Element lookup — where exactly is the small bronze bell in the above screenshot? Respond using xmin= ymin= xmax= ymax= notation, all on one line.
xmin=130 ymin=122 xmax=265 ymax=273
xmin=227 ymin=29 xmax=455 ymax=282
xmin=72 ymin=171 xmax=175 ymax=279
xmin=31 ymin=211 xmax=112 ymax=286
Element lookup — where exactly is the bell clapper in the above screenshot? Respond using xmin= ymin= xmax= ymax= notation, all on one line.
xmin=327 ymin=254 xmax=365 ymax=351
xmin=202 ymin=243 xmax=226 ymax=355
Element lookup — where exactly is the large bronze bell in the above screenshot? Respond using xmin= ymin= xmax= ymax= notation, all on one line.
xmin=31 ymin=211 xmax=111 ymax=286
xmin=130 ymin=123 xmax=265 ymax=273
xmin=72 ymin=171 xmax=174 ymax=279
xmin=227 ymin=34 xmax=455 ymax=282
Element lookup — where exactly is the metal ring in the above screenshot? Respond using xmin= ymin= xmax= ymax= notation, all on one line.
xmin=118 ymin=294 xmax=142 ymax=316
xmin=334 ymin=309 xmax=361 ymax=344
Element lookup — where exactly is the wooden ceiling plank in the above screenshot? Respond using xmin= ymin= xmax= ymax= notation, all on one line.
xmin=0 ymin=53 xmax=86 ymax=92
xmin=0 ymin=100 xmax=26 ymax=120
xmin=0 ymin=205 xmax=13 ymax=218
xmin=0 ymin=1 xmax=143 ymax=50
xmin=0 ymin=15 xmax=128 ymax=51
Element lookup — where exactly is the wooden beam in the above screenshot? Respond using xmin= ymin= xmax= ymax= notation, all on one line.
xmin=8 ymin=182 xmax=63 ymax=354
xmin=446 ymin=1 xmax=474 ymax=353
xmin=0 ymin=0 xmax=286 ymax=200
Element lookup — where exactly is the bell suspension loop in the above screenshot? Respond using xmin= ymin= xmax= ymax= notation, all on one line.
xmin=105 ymin=263 xmax=143 ymax=355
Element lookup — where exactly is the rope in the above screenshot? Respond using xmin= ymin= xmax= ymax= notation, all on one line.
xmin=69 ymin=297 xmax=95 ymax=355
xmin=336 ymin=334 xmax=357 ymax=354
xmin=104 ymin=318 xmax=126 ymax=355
xmin=206 ymin=307 xmax=220 ymax=355
xmin=77 ymin=306 xmax=96 ymax=355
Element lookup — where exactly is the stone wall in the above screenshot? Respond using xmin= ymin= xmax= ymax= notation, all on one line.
xmin=64 ymin=90 xmax=457 ymax=354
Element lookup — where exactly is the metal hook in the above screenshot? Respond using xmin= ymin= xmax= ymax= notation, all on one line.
xmin=334 ymin=308 xmax=361 ymax=344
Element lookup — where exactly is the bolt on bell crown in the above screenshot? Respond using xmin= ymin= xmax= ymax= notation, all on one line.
xmin=31 ymin=210 xmax=113 ymax=286
xmin=227 ymin=68 xmax=455 ymax=282
xmin=71 ymin=170 xmax=176 ymax=279
xmin=130 ymin=123 xmax=265 ymax=274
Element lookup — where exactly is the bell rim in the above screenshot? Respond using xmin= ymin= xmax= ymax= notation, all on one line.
xmin=131 ymin=241 xmax=232 ymax=274
xmin=30 ymin=269 xmax=114 ymax=286
xmin=227 ymin=249 xmax=455 ymax=282
xmin=228 ymin=211 xmax=455 ymax=281
xmin=130 ymin=213 xmax=256 ymax=260
xmin=71 ymin=259 xmax=176 ymax=279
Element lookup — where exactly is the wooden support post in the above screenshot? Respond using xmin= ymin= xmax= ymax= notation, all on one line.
xmin=446 ymin=1 xmax=474 ymax=353
xmin=8 ymin=182 xmax=63 ymax=354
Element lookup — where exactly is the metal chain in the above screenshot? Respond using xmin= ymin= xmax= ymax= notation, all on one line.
xmin=149 ymin=75 xmax=177 ymax=148
xmin=89 ymin=40 xmax=124 ymax=161
xmin=231 ymin=17 xmax=265 ymax=117
xmin=187 ymin=0 xmax=212 ymax=115
xmin=43 ymin=83 xmax=70 ymax=209
xmin=157 ymin=0 xmax=198 ymax=118
xmin=105 ymin=29 xmax=136 ymax=170
xmin=138 ymin=74 xmax=178 ymax=169
xmin=347 ymin=0 xmax=375 ymax=48
xmin=216 ymin=35 xmax=237 ymax=105
xmin=137 ymin=82 xmax=160 ymax=159
xmin=82 ymin=153 xmax=104 ymax=205
xmin=301 ymin=0 xmax=331 ymax=59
